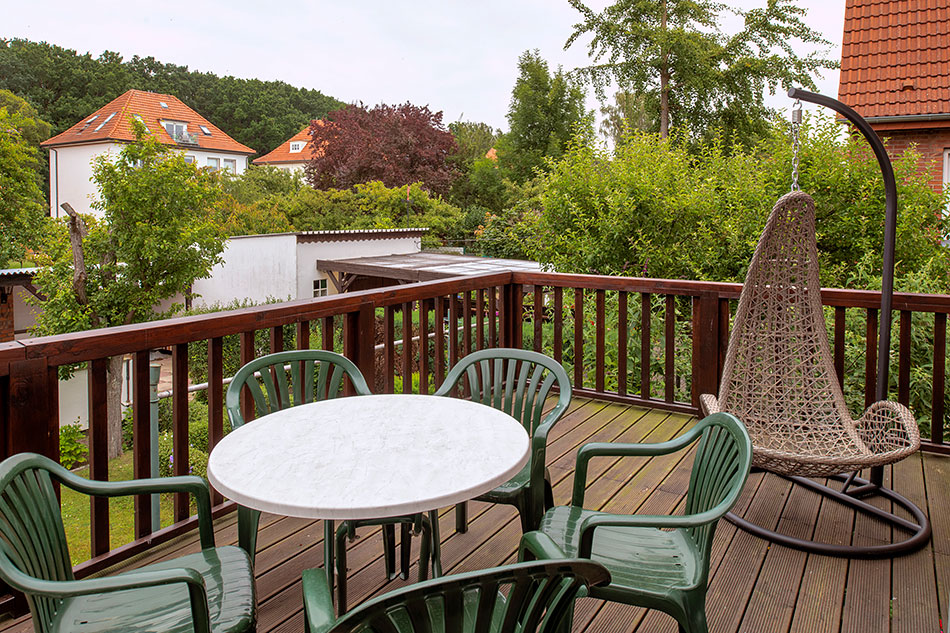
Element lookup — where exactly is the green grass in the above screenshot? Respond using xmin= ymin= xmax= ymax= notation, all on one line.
xmin=62 ymin=452 xmax=180 ymax=565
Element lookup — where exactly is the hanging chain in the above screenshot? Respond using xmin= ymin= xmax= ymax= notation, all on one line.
xmin=790 ymin=99 xmax=802 ymax=192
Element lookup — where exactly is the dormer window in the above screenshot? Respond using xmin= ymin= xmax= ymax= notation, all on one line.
xmin=289 ymin=141 xmax=305 ymax=153
xmin=162 ymin=120 xmax=196 ymax=145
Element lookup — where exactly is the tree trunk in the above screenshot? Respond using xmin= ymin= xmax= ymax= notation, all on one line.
xmin=659 ymin=0 xmax=670 ymax=138
xmin=107 ymin=356 xmax=124 ymax=459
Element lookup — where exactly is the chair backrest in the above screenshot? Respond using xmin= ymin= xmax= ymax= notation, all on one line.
xmin=330 ymin=559 xmax=609 ymax=633
xmin=226 ymin=350 xmax=371 ymax=428
xmin=434 ymin=349 xmax=571 ymax=436
xmin=716 ymin=191 xmax=856 ymax=442
xmin=684 ymin=413 xmax=752 ymax=563
xmin=0 ymin=453 xmax=74 ymax=633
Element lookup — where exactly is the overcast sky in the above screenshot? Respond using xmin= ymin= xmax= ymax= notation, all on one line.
xmin=6 ymin=0 xmax=845 ymax=131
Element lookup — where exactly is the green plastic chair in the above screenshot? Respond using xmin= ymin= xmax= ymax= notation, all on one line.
xmin=434 ymin=348 xmax=572 ymax=539
xmin=519 ymin=412 xmax=752 ymax=633
xmin=225 ymin=349 xmax=430 ymax=605
xmin=0 ymin=452 xmax=255 ymax=633
xmin=302 ymin=559 xmax=610 ymax=633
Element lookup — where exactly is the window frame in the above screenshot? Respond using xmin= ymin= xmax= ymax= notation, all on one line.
xmin=312 ymin=278 xmax=329 ymax=298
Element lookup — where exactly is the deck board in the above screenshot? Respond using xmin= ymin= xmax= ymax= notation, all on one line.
xmin=1 ymin=398 xmax=946 ymax=633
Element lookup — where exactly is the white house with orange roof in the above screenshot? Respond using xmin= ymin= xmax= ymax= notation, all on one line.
xmin=253 ymin=121 xmax=327 ymax=174
xmin=40 ymin=89 xmax=256 ymax=219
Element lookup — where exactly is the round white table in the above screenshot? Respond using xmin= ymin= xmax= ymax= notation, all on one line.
xmin=207 ymin=394 xmax=529 ymax=519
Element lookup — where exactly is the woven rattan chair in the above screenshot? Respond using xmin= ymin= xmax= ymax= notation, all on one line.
xmin=702 ymin=190 xmax=928 ymax=557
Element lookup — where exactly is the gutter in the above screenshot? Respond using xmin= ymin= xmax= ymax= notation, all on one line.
xmin=849 ymin=113 xmax=950 ymax=125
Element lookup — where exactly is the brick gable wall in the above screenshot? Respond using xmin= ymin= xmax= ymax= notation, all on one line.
xmin=875 ymin=128 xmax=950 ymax=193
xmin=0 ymin=290 xmax=13 ymax=342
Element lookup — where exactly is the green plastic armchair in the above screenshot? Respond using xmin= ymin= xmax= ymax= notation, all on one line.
xmin=519 ymin=412 xmax=752 ymax=633
xmin=225 ymin=349 xmax=429 ymax=604
xmin=0 ymin=452 xmax=255 ymax=633
xmin=434 ymin=348 xmax=572 ymax=538
xmin=302 ymin=559 xmax=610 ymax=633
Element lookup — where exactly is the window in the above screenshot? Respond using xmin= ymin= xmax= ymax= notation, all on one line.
xmin=223 ymin=158 xmax=236 ymax=173
xmin=163 ymin=120 xmax=188 ymax=140
xmin=94 ymin=112 xmax=116 ymax=132
xmin=944 ymin=149 xmax=949 ymax=191
xmin=207 ymin=157 xmax=220 ymax=170
xmin=313 ymin=278 xmax=328 ymax=297
xmin=289 ymin=141 xmax=305 ymax=153
xmin=133 ymin=114 xmax=150 ymax=132
xmin=183 ymin=155 xmax=195 ymax=164
xmin=159 ymin=101 xmax=169 ymax=109
xmin=199 ymin=125 xmax=211 ymax=136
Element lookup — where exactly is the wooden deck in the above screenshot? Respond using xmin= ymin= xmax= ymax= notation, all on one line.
xmin=2 ymin=397 xmax=947 ymax=633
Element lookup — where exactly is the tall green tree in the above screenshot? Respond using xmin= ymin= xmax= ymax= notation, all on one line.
xmin=496 ymin=50 xmax=592 ymax=183
xmin=446 ymin=121 xmax=506 ymax=212
xmin=0 ymin=95 xmax=50 ymax=266
xmin=599 ymin=90 xmax=656 ymax=144
xmin=31 ymin=121 xmax=227 ymax=457
xmin=565 ymin=0 xmax=837 ymax=142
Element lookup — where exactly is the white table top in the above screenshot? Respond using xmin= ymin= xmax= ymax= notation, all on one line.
xmin=207 ymin=394 xmax=530 ymax=520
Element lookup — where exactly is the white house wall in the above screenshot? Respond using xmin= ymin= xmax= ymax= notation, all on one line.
xmin=298 ymin=236 xmax=422 ymax=299
xmin=191 ymin=234 xmax=298 ymax=308
xmin=48 ymin=142 xmax=249 ymax=219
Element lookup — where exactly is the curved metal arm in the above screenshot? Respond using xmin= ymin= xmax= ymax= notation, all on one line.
xmin=786 ymin=87 xmax=897 ymax=405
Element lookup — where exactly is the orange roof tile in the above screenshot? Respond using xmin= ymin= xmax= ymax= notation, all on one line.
xmin=252 ymin=122 xmax=326 ymax=165
xmin=41 ymin=89 xmax=255 ymax=155
xmin=838 ymin=0 xmax=950 ymax=122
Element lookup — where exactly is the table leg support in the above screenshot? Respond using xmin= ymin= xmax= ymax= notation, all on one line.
xmin=383 ymin=524 xmax=397 ymax=580
xmin=324 ymin=520 xmax=335 ymax=601
xmin=429 ymin=509 xmax=442 ymax=578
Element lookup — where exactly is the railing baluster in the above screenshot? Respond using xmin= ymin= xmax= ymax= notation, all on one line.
xmin=207 ymin=337 xmax=224 ymax=506
xmin=449 ymin=294 xmax=459 ymax=368
xmin=87 ymin=357 xmax=109 ymax=557
xmin=665 ymin=295 xmax=675 ymax=403
xmin=933 ymin=313 xmax=946 ymax=445
xmin=476 ymin=289 xmax=485 ymax=351
xmin=419 ymin=299 xmax=430 ymax=394
xmin=618 ymin=291 xmax=627 ymax=397
xmin=574 ymin=289 xmax=584 ymax=389
xmin=296 ymin=320 xmax=310 ymax=351
xmin=240 ymin=331 xmax=255 ymax=424
xmin=595 ymin=290 xmax=605 ymax=393
xmin=172 ymin=343 xmax=190 ymax=521
xmin=402 ymin=302 xmax=413 ymax=394
xmin=270 ymin=325 xmax=284 ymax=354
xmin=322 ymin=316 xmax=334 ymax=351
xmin=898 ymin=310 xmax=911 ymax=406
xmin=384 ymin=306 xmax=395 ymax=394
xmin=132 ymin=350 xmax=152 ymax=539
xmin=640 ymin=293 xmax=651 ymax=399
xmin=865 ymin=308 xmax=878 ymax=407
xmin=488 ymin=288 xmax=497 ymax=348
xmin=553 ymin=287 xmax=563 ymax=363
xmin=834 ymin=307 xmax=846 ymax=389
xmin=434 ymin=295 xmax=445 ymax=386
xmin=462 ymin=291 xmax=472 ymax=358
xmin=533 ymin=286 xmax=543 ymax=353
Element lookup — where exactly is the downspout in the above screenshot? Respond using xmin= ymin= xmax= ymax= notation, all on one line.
xmin=49 ymin=147 xmax=59 ymax=219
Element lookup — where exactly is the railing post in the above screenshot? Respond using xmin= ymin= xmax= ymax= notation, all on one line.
xmin=344 ymin=303 xmax=376 ymax=392
xmin=691 ymin=292 xmax=721 ymax=411
xmin=7 ymin=358 xmax=59 ymax=459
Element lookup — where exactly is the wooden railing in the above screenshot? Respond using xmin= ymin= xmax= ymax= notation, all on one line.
xmin=0 ymin=270 xmax=947 ymax=583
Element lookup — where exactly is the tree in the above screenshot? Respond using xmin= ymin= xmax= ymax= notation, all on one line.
xmin=30 ymin=121 xmax=227 ymax=457
xmin=565 ymin=0 xmax=837 ymax=142
xmin=599 ymin=90 xmax=656 ymax=144
xmin=446 ymin=120 xmax=506 ymax=212
xmin=305 ymin=102 xmax=458 ymax=195
xmin=0 ymin=96 xmax=49 ymax=266
xmin=496 ymin=50 xmax=592 ymax=183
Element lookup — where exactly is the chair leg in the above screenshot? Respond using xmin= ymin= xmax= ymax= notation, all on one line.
xmin=678 ymin=608 xmax=708 ymax=633
xmin=429 ymin=509 xmax=443 ymax=577
xmin=383 ymin=524 xmax=397 ymax=580
xmin=335 ymin=522 xmax=349 ymax=615
xmin=455 ymin=502 xmax=468 ymax=534
xmin=324 ymin=520 xmax=335 ymax=599
xmin=237 ymin=505 xmax=261 ymax=566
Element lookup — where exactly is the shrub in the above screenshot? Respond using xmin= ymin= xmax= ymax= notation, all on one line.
xmin=59 ymin=421 xmax=87 ymax=469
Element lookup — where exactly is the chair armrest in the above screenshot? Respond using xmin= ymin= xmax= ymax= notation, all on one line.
xmin=519 ymin=530 xmax=569 ymax=561
xmin=577 ymin=511 xmax=722 ymax=557
xmin=56 ymin=470 xmax=215 ymax=549
xmin=3 ymin=564 xmax=212 ymax=633
xmin=572 ymin=431 xmax=701 ymax=506
xmin=302 ymin=568 xmax=337 ymax=633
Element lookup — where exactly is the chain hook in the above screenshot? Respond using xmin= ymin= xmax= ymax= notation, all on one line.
xmin=790 ymin=99 xmax=802 ymax=192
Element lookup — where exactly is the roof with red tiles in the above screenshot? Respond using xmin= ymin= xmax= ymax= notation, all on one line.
xmin=41 ymin=90 xmax=255 ymax=154
xmin=838 ymin=0 xmax=950 ymax=124
xmin=252 ymin=122 xmax=326 ymax=165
